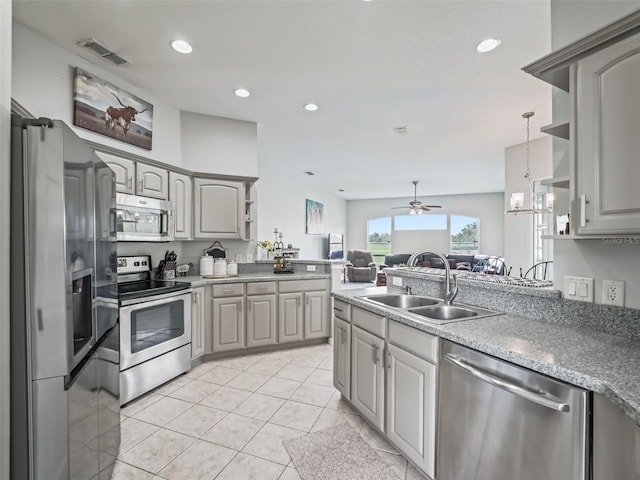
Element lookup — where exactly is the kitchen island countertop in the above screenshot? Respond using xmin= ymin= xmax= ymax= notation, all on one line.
xmin=333 ymin=286 xmax=640 ymax=425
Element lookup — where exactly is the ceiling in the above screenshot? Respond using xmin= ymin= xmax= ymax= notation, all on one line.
xmin=12 ymin=0 xmax=553 ymax=201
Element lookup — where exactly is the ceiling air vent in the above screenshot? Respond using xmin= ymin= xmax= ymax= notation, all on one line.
xmin=77 ymin=38 xmax=131 ymax=66
xmin=393 ymin=126 xmax=408 ymax=135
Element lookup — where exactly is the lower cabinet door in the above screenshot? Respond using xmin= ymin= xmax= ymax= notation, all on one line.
xmin=304 ymin=290 xmax=328 ymax=339
xmin=333 ymin=317 xmax=351 ymax=400
xmin=278 ymin=292 xmax=303 ymax=343
xmin=191 ymin=287 xmax=206 ymax=358
xmin=246 ymin=294 xmax=276 ymax=348
xmin=351 ymin=325 xmax=385 ymax=431
xmin=212 ymin=297 xmax=245 ymax=352
xmin=386 ymin=343 xmax=436 ymax=478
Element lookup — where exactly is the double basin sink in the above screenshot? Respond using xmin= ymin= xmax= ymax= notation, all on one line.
xmin=357 ymin=293 xmax=502 ymax=325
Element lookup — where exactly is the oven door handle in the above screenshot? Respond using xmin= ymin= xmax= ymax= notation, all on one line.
xmin=444 ymin=353 xmax=570 ymax=413
xmin=120 ymin=289 xmax=193 ymax=307
xmin=160 ymin=212 xmax=169 ymax=234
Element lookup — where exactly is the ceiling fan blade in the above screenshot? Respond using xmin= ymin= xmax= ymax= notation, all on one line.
xmin=423 ymin=205 xmax=442 ymax=208
xmin=391 ymin=206 xmax=407 ymax=209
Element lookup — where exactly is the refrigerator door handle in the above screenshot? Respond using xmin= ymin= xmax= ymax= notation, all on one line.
xmin=37 ymin=308 xmax=43 ymax=330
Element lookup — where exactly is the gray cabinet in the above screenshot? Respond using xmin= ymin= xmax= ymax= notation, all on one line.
xmin=575 ymin=31 xmax=640 ymax=234
xmin=191 ymin=287 xmax=206 ymax=359
xmin=386 ymin=343 xmax=436 ymax=477
xmin=304 ymin=290 xmax=328 ymax=339
xmin=193 ymin=178 xmax=244 ymax=239
xmin=278 ymin=292 xmax=304 ymax=343
xmin=103 ymin=154 xmax=135 ymax=194
xmin=247 ymin=294 xmax=276 ymax=348
xmin=136 ymin=163 xmax=168 ymax=200
xmin=212 ymin=296 xmax=245 ymax=352
xmin=351 ymin=325 xmax=385 ymax=431
xmin=333 ymin=317 xmax=351 ymax=400
xmin=169 ymin=172 xmax=192 ymax=239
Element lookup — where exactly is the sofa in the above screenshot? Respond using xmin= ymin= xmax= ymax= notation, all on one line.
xmin=381 ymin=253 xmax=507 ymax=275
xmin=345 ymin=250 xmax=377 ymax=282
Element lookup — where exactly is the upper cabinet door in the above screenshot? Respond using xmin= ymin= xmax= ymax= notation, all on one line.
xmin=193 ymin=178 xmax=244 ymax=239
xmin=169 ymin=172 xmax=192 ymax=239
xmin=103 ymin=154 xmax=135 ymax=194
xmin=576 ymin=31 xmax=640 ymax=234
xmin=136 ymin=163 xmax=168 ymax=200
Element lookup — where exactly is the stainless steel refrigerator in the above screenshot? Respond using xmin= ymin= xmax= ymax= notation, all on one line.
xmin=10 ymin=116 xmax=120 ymax=480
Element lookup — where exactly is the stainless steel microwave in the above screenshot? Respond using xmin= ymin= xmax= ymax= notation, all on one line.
xmin=116 ymin=194 xmax=175 ymax=242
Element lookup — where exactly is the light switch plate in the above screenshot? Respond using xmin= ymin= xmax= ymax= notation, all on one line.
xmin=307 ymin=265 xmax=317 ymax=272
xmin=392 ymin=276 xmax=403 ymax=287
xmin=563 ymin=276 xmax=594 ymax=303
xmin=246 ymin=253 xmax=253 ymax=263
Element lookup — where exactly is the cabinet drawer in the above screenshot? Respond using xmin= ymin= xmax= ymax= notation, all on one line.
xmin=352 ymin=307 xmax=385 ymax=338
xmin=247 ymin=282 xmax=276 ymax=295
xmin=279 ymin=279 xmax=327 ymax=293
xmin=212 ymin=283 xmax=245 ymax=297
xmin=333 ymin=299 xmax=351 ymax=322
xmin=388 ymin=320 xmax=438 ymax=363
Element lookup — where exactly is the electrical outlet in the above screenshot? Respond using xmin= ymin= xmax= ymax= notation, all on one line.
xmin=246 ymin=253 xmax=253 ymax=263
xmin=392 ymin=276 xmax=403 ymax=287
xmin=563 ymin=276 xmax=594 ymax=303
xmin=602 ymin=279 xmax=625 ymax=307
xmin=307 ymin=265 xmax=316 ymax=272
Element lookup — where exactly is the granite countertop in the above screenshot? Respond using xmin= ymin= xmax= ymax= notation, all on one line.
xmin=177 ymin=272 xmax=331 ymax=287
xmin=333 ymin=286 xmax=640 ymax=425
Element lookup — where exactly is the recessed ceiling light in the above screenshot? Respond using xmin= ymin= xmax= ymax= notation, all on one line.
xmin=304 ymin=171 xmax=315 ymax=176
xmin=337 ymin=189 xmax=345 ymax=192
xmin=476 ymin=38 xmax=501 ymax=53
xmin=304 ymin=103 xmax=319 ymax=112
xmin=234 ymin=88 xmax=250 ymax=98
xmin=171 ymin=39 xmax=192 ymax=54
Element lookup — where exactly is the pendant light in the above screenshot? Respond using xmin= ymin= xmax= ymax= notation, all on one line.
xmin=506 ymin=112 xmax=553 ymax=215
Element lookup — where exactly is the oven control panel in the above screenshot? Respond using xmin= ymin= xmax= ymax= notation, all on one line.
xmin=117 ymin=255 xmax=151 ymax=274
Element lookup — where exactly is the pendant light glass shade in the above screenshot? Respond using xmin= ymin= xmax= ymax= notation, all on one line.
xmin=506 ymin=112 xmax=553 ymax=215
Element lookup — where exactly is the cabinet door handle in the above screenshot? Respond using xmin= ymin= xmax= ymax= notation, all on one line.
xmin=127 ymin=176 xmax=133 ymax=191
xmin=373 ymin=345 xmax=380 ymax=364
xmin=333 ymin=307 xmax=343 ymax=312
xmin=248 ymin=301 xmax=252 ymax=311
xmin=579 ymin=195 xmax=588 ymax=227
xmin=387 ymin=351 xmax=391 ymax=369
xmin=306 ymin=295 xmax=309 ymax=305
xmin=138 ymin=178 xmax=144 ymax=192
xmin=297 ymin=297 xmax=300 ymax=306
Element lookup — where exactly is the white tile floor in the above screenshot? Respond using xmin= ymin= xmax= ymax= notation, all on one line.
xmin=114 ymin=342 xmax=427 ymax=480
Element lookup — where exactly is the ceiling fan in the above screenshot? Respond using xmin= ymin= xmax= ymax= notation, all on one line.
xmin=391 ymin=181 xmax=442 ymax=215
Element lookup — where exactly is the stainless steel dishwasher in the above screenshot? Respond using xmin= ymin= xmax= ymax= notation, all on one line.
xmin=437 ymin=340 xmax=590 ymax=480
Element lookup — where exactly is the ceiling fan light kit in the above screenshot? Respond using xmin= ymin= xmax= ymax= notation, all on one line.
xmin=505 ymin=112 xmax=553 ymax=215
xmin=392 ymin=180 xmax=442 ymax=214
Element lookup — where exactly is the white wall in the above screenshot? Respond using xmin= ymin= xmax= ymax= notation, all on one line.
xmin=256 ymin=165 xmax=347 ymax=259
xmin=0 ymin=2 xmax=10 ymax=477
xmin=550 ymin=1 xmax=640 ymax=309
xmin=12 ymin=23 xmax=183 ymax=166
xmin=504 ymin=136 xmax=553 ymax=275
xmin=181 ymin=111 xmax=257 ymax=176
xmin=346 ymin=192 xmax=505 ymax=256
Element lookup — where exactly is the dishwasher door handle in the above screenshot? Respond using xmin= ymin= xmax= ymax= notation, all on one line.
xmin=444 ymin=353 xmax=571 ymax=413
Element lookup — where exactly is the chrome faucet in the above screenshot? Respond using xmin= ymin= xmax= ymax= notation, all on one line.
xmin=404 ymin=285 xmax=412 ymax=295
xmin=406 ymin=250 xmax=458 ymax=305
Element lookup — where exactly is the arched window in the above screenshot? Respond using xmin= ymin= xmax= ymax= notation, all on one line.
xmin=450 ymin=215 xmax=479 ymax=254
xmin=367 ymin=217 xmax=391 ymax=263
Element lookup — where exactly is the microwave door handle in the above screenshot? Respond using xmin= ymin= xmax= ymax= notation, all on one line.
xmin=160 ymin=212 xmax=169 ymax=234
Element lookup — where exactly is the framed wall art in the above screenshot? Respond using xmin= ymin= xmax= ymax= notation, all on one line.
xmin=305 ymin=199 xmax=324 ymax=234
xmin=73 ymin=67 xmax=154 ymax=150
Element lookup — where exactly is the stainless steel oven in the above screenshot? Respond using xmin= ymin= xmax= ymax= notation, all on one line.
xmin=117 ymin=255 xmax=191 ymax=404
xmin=116 ymin=193 xmax=175 ymax=242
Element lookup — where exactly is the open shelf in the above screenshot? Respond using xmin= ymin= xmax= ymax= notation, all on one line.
xmin=541 ymin=123 xmax=570 ymax=140
xmin=541 ymin=176 xmax=570 ymax=189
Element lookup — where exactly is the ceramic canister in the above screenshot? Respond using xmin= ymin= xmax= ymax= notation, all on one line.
xmin=214 ymin=258 xmax=227 ymax=275
xmin=199 ymin=256 xmax=214 ymax=275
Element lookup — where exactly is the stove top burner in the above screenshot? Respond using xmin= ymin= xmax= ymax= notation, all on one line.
xmin=118 ymin=279 xmax=191 ymax=301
